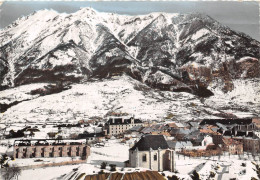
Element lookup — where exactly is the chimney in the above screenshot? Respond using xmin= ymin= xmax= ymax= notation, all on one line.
xmin=112 ymin=118 xmax=115 ymax=124
xmin=122 ymin=118 xmax=124 ymax=124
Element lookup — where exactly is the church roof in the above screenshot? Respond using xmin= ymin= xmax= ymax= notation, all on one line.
xmin=130 ymin=135 xmax=169 ymax=151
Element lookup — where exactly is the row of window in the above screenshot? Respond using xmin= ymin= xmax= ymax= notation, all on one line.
xmin=111 ymin=124 xmax=139 ymax=129
xmin=142 ymin=154 xmax=157 ymax=162
xmin=17 ymin=146 xmax=80 ymax=152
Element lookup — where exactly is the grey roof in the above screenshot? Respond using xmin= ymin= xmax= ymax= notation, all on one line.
xmin=184 ymin=130 xmax=203 ymax=141
xmin=130 ymin=135 xmax=169 ymax=151
xmin=106 ymin=118 xmax=142 ymax=125
xmin=168 ymin=141 xmax=193 ymax=149
xmin=216 ymin=123 xmax=228 ymax=131
xmin=141 ymin=124 xmax=168 ymax=134
xmin=189 ymin=122 xmax=199 ymax=127
xmin=211 ymin=127 xmax=218 ymax=132
xmin=129 ymin=125 xmax=143 ymax=132
xmin=175 ymin=122 xmax=185 ymax=128
xmin=171 ymin=128 xmax=191 ymax=135
xmin=141 ymin=127 xmax=154 ymax=134
xmin=200 ymin=118 xmax=253 ymax=126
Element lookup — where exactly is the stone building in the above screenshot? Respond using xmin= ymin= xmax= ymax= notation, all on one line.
xmin=233 ymin=137 xmax=260 ymax=154
xmin=13 ymin=139 xmax=90 ymax=159
xmin=105 ymin=117 xmax=143 ymax=136
xmin=127 ymin=135 xmax=175 ymax=172
xmin=222 ymin=137 xmax=243 ymax=155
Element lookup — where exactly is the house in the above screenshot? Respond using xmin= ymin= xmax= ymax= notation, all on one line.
xmin=252 ymin=117 xmax=260 ymax=128
xmin=105 ymin=117 xmax=143 ymax=135
xmin=141 ymin=124 xmax=169 ymax=135
xmin=167 ymin=141 xmax=193 ymax=151
xmin=242 ymin=138 xmax=260 ymax=154
xmin=124 ymin=125 xmax=144 ymax=138
xmin=222 ymin=137 xmax=243 ymax=155
xmin=200 ymin=118 xmax=255 ymax=126
xmin=127 ymin=135 xmax=175 ymax=172
xmin=188 ymin=121 xmax=200 ymax=129
xmin=184 ymin=132 xmax=213 ymax=149
xmin=13 ymin=139 xmax=90 ymax=159
xmin=78 ymin=132 xmax=105 ymax=143
xmin=174 ymin=122 xmax=189 ymax=129
xmin=192 ymin=134 xmax=213 ymax=148
xmin=233 ymin=137 xmax=260 ymax=154
xmin=170 ymin=128 xmax=193 ymax=140
xmin=253 ymin=130 xmax=260 ymax=138
xmin=212 ymin=132 xmax=223 ymax=145
xmin=167 ymin=122 xmax=187 ymax=129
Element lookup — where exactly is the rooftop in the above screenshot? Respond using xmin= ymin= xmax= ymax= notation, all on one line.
xmin=130 ymin=135 xmax=169 ymax=151
xmin=200 ymin=118 xmax=253 ymax=126
xmin=106 ymin=117 xmax=142 ymax=125
xmin=223 ymin=138 xmax=243 ymax=146
xmin=14 ymin=139 xmax=87 ymax=146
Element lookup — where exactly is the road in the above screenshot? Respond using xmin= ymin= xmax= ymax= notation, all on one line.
xmin=217 ymin=164 xmax=230 ymax=180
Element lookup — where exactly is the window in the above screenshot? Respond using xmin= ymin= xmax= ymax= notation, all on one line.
xmin=142 ymin=154 xmax=147 ymax=162
xmin=154 ymin=154 xmax=157 ymax=161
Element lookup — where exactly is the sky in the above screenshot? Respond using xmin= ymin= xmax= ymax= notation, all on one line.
xmin=0 ymin=1 xmax=259 ymax=41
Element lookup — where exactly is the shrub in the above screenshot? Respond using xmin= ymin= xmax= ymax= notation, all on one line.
xmin=98 ymin=170 xmax=104 ymax=174
xmin=109 ymin=164 xmax=116 ymax=171
xmin=190 ymin=170 xmax=200 ymax=180
xmin=209 ymin=171 xmax=215 ymax=178
xmin=167 ymin=175 xmax=179 ymax=180
xmin=100 ymin=162 xmax=107 ymax=169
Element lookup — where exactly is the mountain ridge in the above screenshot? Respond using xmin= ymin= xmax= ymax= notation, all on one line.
xmin=0 ymin=8 xmax=259 ymax=96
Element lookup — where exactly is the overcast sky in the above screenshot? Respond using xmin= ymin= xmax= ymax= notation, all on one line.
xmin=0 ymin=1 xmax=259 ymax=41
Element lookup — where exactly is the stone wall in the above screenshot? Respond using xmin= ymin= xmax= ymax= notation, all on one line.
xmin=14 ymin=144 xmax=90 ymax=159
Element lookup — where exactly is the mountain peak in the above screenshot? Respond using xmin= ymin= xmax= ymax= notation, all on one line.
xmin=76 ymin=7 xmax=98 ymax=16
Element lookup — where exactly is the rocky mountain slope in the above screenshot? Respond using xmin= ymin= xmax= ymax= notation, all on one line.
xmin=0 ymin=8 xmax=259 ymax=122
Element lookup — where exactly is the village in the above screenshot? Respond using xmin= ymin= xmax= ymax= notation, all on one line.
xmin=0 ymin=116 xmax=260 ymax=180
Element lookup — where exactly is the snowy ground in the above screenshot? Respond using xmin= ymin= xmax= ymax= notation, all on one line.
xmin=206 ymin=78 xmax=260 ymax=117
xmin=0 ymin=83 xmax=48 ymax=105
xmin=14 ymin=139 xmax=145 ymax=180
xmin=174 ymin=153 xmax=259 ymax=180
xmin=2 ymin=75 xmax=256 ymax=125
xmin=89 ymin=139 xmax=129 ymax=167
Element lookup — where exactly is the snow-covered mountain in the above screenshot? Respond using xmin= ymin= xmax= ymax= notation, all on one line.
xmin=0 ymin=8 xmax=259 ymax=122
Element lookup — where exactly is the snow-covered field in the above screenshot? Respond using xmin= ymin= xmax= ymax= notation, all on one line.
xmin=2 ymin=75 xmax=256 ymax=125
xmin=207 ymin=78 xmax=260 ymax=116
xmin=0 ymin=83 xmax=48 ymax=104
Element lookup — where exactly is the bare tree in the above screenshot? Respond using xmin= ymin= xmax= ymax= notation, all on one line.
xmin=2 ymin=167 xmax=13 ymax=180
xmin=12 ymin=166 xmax=22 ymax=180
xmin=1 ymin=166 xmax=21 ymax=180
